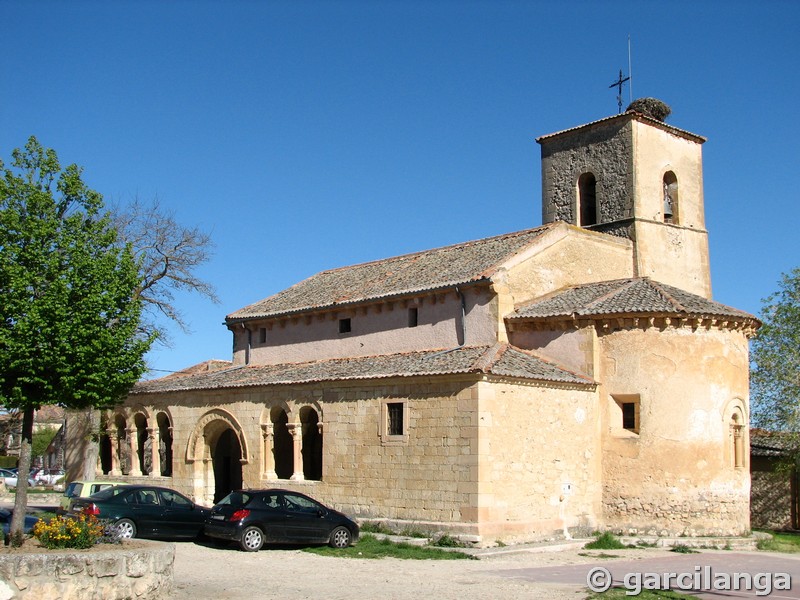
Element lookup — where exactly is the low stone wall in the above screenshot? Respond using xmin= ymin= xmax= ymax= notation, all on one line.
xmin=0 ymin=540 xmax=174 ymax=600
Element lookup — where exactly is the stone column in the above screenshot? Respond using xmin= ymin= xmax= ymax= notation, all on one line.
xmin=288 ymin=424 xmax=304 ymax=481
xmin=109 ymin=433 xmax=121 ymax=476
xmin=95 ymin=434 xmax=104 ymax=477
xmin=733 ymin=424 xmax=745 ymax=468
xmin=261 ymin=423 xmax=276 ymax=480
xmin=128 ymin=428 xmax=142 ymax=476
xmin=317 ymin=422 xmax=324 ymax=479
xmin=148 ymin=427 xmax=160 ymax=477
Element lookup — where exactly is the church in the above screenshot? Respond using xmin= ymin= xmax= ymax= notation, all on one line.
xmin=66 ymin=104 xmax=758 ymax=543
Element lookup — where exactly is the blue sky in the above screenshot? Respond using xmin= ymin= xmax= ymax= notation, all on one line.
xmin=3 ymin=1 xmax=799 ymax=377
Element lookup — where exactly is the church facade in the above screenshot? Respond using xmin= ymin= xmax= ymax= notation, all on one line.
xmin=66 ymin=109 xmax=758 ymax=543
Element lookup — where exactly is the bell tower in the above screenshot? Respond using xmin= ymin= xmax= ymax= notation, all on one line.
xmin=536 ymin=104 xmax=712 ymax=298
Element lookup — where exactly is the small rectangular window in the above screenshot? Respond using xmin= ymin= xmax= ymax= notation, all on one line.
xmin=381 ymin=399 xmax=408 ymax=444
xmin=611 ymin=393 xmax=640 ymax=436
xmin=259 ymin=328 xmax=267 ymax=344
xmin=387 ymin=402 xmax=404 ymax=436
xmin=339 ymin=318 xmax=351 ymax=334
xmin=622 ymin=402 xmax=637 ymax=431
xmin=408 ymin=307 xmax=418 ymax=328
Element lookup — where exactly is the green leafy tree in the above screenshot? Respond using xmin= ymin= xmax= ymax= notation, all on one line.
xmin=750 ymin=267 xmax=800 ymax=468
xmin=31 ymin=425 xmax=58 ymax=462
xmin=0 ymin=137 xmax=152 ymax=537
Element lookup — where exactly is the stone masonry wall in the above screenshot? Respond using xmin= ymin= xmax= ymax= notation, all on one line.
xmin=475 ymin=380 xmax=601 ymax=542
xmin=540 ymin=120 xmax=633 ymax=228
xmin=0 ymin=541 xmax=173 ymax=600
xmin=750 ymin=456 xmax=794 ymax=530
xmin=114 ymin=377 xmax=483 ymax=534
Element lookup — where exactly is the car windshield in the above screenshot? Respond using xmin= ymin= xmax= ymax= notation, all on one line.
xmin=216 ymin=491 xmax=251 ymax=507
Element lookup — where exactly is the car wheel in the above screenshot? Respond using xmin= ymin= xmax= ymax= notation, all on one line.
xmin=115 ymin=518 xmax=137 ymax=539
xmin=329 ymin=526 xmax=352 ymax=548
xmin=239 ymin=526 xmax=264 ymax=552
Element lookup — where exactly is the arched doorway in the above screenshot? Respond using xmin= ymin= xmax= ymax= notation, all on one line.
xmin=213 ymin=428 xmax=243 ymax=503
xmin=187 ymin=409 xmax=250 ymax=506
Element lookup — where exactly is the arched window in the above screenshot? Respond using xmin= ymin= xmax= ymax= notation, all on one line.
xmin=578 ymin=172 xmax=597 ymax=226
xmin=134 ymin=413 xmax=150 ymax=475
xmin=271 ymin=408 xmax=293 ymax=479
xmin=156 ymin=412 xmax=173 ymax=477
xmin=99 ymin=415 xmax=112 ymax=475
xmin=300 ymin=406 xmax=322 ymax=481
xmin=663 ymin=171 xmax=679 ymax=224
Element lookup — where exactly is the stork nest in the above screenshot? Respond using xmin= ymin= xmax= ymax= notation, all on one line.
xmin=626 ymin=98 xmax=671 ymax=122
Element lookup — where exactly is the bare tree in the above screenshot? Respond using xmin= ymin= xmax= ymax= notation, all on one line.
xmin=112 ymin=198 xmax=220 ymax=345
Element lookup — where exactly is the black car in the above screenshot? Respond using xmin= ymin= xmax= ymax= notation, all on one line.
xmin=204 ymin=489 xmax=359 ymax=551
xmin=71 ymin=484 xmax=210 ymax=540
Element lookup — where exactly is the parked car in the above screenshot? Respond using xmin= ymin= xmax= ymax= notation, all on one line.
xmin=59 ymin=480 xmax=126 ymax=514
xmin=0 ymin=469 xmax=36 ymax=489
xmin=0 ymin=508 xmax=39 ymax=535
xmin=204 ymin=489 xmax=359 ymax=551
xmin=71 ymin=484 xmax=210 ymax=540
xmin=34 ymin=468 xmax=65 ymax=486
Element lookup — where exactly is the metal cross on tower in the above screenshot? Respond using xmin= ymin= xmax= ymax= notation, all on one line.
xmin=609 ymin=69 xmax=630 ymax=113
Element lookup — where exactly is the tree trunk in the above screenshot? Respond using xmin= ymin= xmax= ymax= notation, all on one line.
xmin=82 ymin=409 xmax=100 ymax=480
xmin=10 ymin=407 xmax=34 ymax=538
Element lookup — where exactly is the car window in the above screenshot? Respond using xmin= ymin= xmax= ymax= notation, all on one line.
xmin=92 ymin=486 xmax=129 ymax=501
xmin=216 ymin=491 xmax=250 ymax=507
xmin=257 ymin=493 xmax=282 ymax=510
xmin=65 ymin=482 xmax=82 ymax=498
xmin=134 ymin=489 xmax=160 ymax=506
xmin=283 ymin=493 xmax=321 ymax=513
xmin=159 ymin=490 xmax=192 ymax=508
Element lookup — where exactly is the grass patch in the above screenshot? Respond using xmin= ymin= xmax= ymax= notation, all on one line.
xmin=585 ymin=532 xmax=626 ymax=550
xmin=431 ymin=533 xmax=466 ymax=548
xmin=359 ymin=522 xmax=395 ymax=535
xmin=303 ymin=533 xmax=475 ymax=560
xmin=670 ymin=544 xmax=699 ymax=554
xmin=589 ymin=589 xmax=700 ymax=599
xmin=756 ymin=529 xmax=800 ymax=553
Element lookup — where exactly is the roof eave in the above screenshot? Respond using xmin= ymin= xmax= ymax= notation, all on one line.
xmin=225 ymin=278 xmax=494 ymax=325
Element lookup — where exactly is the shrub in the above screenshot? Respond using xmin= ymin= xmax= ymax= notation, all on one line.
xmin=33 ymin=514 xmax=105 ymax=549
xmin=585 ymin=532 xmax=626 ymax=550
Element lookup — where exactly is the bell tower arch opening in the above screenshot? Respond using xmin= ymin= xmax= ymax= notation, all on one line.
xmin=578 ymin=172 xmax=598 ymax=226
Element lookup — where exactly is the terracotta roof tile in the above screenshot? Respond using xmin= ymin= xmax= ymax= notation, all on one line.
xmin=510 ymin=278 xmax=756 ymax=321
xmin=131 ymin=344 xmax=593 ymax=395
xmin=227 ymin=225 xmax=556 ymax=321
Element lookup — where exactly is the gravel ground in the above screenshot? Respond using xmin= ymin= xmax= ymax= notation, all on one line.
xmin=169 ymin=540 xmax=679 ymax=600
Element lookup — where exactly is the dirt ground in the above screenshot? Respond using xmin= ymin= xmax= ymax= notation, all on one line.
xmin=169 ymin=541 xmax=678 ymax=600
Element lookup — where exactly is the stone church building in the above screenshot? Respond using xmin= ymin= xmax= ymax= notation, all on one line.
xmin=66 ymin=108 xmax=758 ymax=543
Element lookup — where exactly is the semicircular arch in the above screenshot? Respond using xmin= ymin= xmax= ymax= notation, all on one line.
xmin=186 ymin=408 xmax=250 ymax=464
